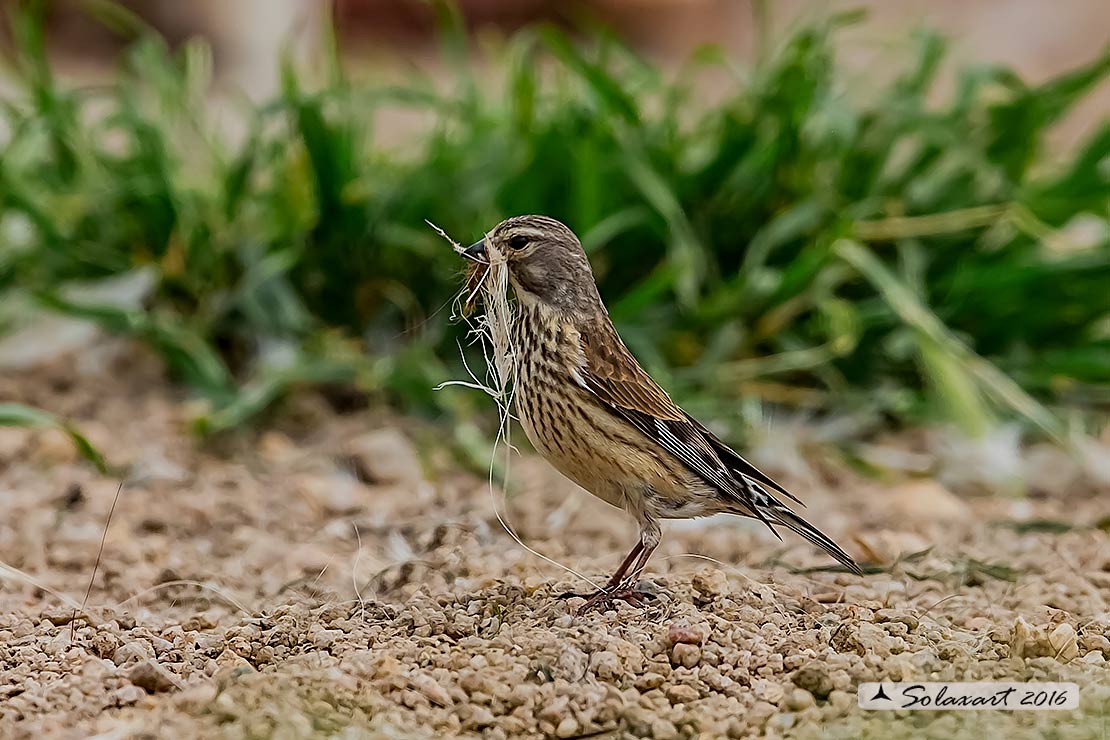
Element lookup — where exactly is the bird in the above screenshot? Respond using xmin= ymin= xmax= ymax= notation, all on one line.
xmin=460 ymin=214 xmax=860 ymax=610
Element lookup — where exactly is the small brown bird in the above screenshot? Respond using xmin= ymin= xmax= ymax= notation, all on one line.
xmin=461 ymin=215 xmax=860 ymax=609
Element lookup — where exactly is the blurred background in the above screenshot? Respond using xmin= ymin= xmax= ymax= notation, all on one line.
xmin=13 ymin=1 xmax=1110 ymax=116
xmin=2 ymin=0 xmax=1109 ymax=466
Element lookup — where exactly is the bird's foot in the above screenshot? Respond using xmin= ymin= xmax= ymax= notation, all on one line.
xmin=558 ymin=581 xmax=658 ymax=612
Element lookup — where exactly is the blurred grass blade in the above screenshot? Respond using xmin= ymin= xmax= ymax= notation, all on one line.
xmin=506 ymin=30 xmax=538 ymax=131
xmin=194 ymin=352 xmax=360 ymax=434
xmin=852 ymin=204 xmax=1010 ymax=241
xmin=834 ymin=239 xmax=1063 ymax=439
xmin=79 ymin=0 xmax=154 ymax=39
xmin=0 ymin=403 xmax=108 ymax=473
xmin=917 ymin=331 xmax=992 ymax=437
xmin=897 ymin=29 xmax=946 ymax=97
xmin=622 ymin=153 xmax=705 ymax=304
xmin=541 ymin=27 xmax=640 ymax=123
xmin=35 ymin=292 xmax=237 ymax=400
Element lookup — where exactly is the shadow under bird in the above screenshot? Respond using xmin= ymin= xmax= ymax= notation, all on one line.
xmin=461 ymin=215 xmax=860 ymax=610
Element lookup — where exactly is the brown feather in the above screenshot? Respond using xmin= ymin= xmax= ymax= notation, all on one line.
xmin=579 ymin=318 xmax=684 ymax=422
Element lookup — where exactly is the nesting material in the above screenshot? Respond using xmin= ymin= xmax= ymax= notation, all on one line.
xmin=459 ymin=236 xmax=516 ymax=400
xmin=427 ymin=220 xmax=516 ymax=403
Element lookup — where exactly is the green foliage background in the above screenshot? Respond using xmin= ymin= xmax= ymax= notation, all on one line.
xmin=2 ymin=4 xmax=1109 ymax=441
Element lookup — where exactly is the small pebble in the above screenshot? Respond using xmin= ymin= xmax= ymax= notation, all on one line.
xmin=671 ymin=643 xmax=701 ymax=668
xmin=128 ymin=661 xmax=177 ymax=694
xmin=667 ymin=618 xmax=708 ymax=646
xmin=786 ymin=688 xmax=816 ymax=711
xmin=651 ymin=718 xmax=679 ymax=739
xmin=555 ymin=716 xmax=578 ymax=738
xmin=665 ymin=684 xmax=699 ymax=704
xmin=635 ymin=672 xmax=666 ymax=691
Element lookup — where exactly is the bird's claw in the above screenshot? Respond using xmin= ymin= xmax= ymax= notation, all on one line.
xmin=558 ymin=581 xmax=658 ymax=612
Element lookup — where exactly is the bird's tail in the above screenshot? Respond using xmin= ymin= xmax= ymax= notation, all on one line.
xmin=765 ymin=500 xmax=862 ymax=575
xmin=730 ymin=474 xmax=861 ymax=574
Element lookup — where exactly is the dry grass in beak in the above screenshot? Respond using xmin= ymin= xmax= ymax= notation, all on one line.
xmin=425 ymin=221 xmax=515 ymax=391
xmin=461 ymin=234 xmax=514 ymax=392
xmin=463 ymin=260 xmax=486 ymax=317
xmin=425 ymin=219 xmax=493 ymax=318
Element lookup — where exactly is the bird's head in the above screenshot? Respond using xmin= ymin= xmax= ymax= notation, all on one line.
xmin=462 ymin=215 xmax=601 ymax=312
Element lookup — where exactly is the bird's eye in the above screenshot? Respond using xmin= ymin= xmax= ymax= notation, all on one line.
xmin=508 ymin=235 xmax=530 ymax=250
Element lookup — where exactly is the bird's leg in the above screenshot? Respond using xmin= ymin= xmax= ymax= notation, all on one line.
xmin=618 ymin=534 xmax=659 ymax=590
xmin=558 ymin=541 xmax=642 ymax=601
xmin=561 ymin=525 xmax=661 ymax=611
xmin=610 ymin=523 xmax=660 ymax=596
xmin=603 ymin=541 xmax=645 ymax=590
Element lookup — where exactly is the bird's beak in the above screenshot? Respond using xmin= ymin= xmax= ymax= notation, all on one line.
xmin=462 ymin=239 xmax=488 ymax=263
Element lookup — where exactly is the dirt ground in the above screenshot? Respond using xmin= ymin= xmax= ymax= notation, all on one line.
xmin=1 ymin=340 xmax=1108 ymax=739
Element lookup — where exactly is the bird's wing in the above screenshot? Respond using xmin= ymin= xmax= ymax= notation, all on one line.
xmin=573 ymin=319 xmax=861 ymax=573
xmin=574 ymin=318 xmax=686 ymax=423
xmin=686 ymin=416 xmax=804 ymax=505
xmin=574 ymin=320 xmax=771 ymax=515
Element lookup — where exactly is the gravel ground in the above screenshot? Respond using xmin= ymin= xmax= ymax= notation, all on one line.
xmin=1 ymin=341 xmax=1108 ymax=739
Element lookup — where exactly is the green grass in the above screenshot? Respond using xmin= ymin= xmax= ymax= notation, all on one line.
xmin=0 ymin=402 xmax=108 ymax=472
xmin=1 ymin=3 xmax=1109 ymax=441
